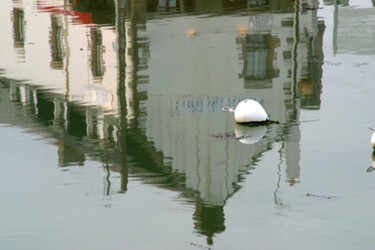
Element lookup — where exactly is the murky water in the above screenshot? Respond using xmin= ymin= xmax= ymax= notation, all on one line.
xmin=1 ymin=0 xmax=375 ymax=249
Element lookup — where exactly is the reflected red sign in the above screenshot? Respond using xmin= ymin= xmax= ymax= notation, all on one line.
xmin=37 ymin=1 xmax=92 ymax=25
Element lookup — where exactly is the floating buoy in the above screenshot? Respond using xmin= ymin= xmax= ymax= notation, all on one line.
xmin=367 ymin=125 xmax=375 ymax=149
xmin=234 ymin=124 xmax=267 ymax=144
xmin=222 ymin=99 xmax=278 ymax=124
xmin=234 ymin=99 xmax=269 ymax=123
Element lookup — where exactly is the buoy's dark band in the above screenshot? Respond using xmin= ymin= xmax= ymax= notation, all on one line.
xmin=236 ymin=120 xmax=279 ymax=125
xmin=267 ymin=120 xmax=280 ymax=124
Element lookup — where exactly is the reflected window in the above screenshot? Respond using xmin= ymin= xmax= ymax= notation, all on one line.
xmin=90 ymin=27 xmax=105 ymax=78
xmin=223 ymin=0 xmax=248 ymax=9
xmin=298 ymin=20 xmax=325 ymax=109
xmin=248 ymin=0 xmax=268 ymax=7
xmin=237 ymin=33 xmax=278 ymax=89
xmin=49 ymin=15 xmax=64 ymax=70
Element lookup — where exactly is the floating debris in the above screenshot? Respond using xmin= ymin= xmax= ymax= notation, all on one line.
xmin=367 ymin=166 xmax=375 ymax=172
xmin=190 ymin=242 xmax=211 ymax=250
xmin=235 ymin=124 xmax=267 ymax=144
xmin=187 ymin=29 xmax=196 ymax=37
xmin=302 ymin=6 xmax=322 ymax=10
xmin=210 ymin=132 xmax=252 ymax=141
xmin=308 ymin=59 xmax=323 ymax=63
xmin=210 ymin=124 xmax=267 ymax=144
xmin=306 ymin=193 xmax=337 ymax=199
xmin=325 ymin=61 xmax=341 ymax=66
xmin=355 ymin=63 xmax=370 ymax=67
xmin=210 ymin=132 xmax=237 ymax=140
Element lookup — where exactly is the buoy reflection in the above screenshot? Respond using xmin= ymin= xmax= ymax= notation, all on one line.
xmin=234 ymin=123 xmax=267 ymax=145
xmin=367 ymin=151 xmax=375 ymax=172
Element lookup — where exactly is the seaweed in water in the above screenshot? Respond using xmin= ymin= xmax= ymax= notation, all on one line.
xmin=306 ymin=193 xmax=337 ymax=199
xmin=210 ymin=132 xmax=251 ymax=140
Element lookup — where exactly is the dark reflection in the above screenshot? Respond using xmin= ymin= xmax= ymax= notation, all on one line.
xmin=223 ymin=0 xmax=248 ymax=10
xmin=12 ymin=1 xmax=26 ymax=61
xmin=49 ymin=15 xmax=64 ymax=70
xmin=90 ymin=27 xmax=105 ymax=78
xmin=36 ymin=91 xmax=55 ymax=125
xmin=1 ymin=0 xmax=326 ymax=246
xmin=68 ymin=0 xmax=115 ymax=25
xmin=367 ymin=151 xmax=375 ymax=172
xmin=194 ymin=202 xmax=225 ymax=245
xmin=58 ymin=140 xmax=86 ymax=167
xmin=298 ymin=18 xmax=325 ymax=109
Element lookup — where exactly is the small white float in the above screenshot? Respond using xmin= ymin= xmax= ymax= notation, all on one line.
xmin=367 ymin=125 xmax=375 ymax=149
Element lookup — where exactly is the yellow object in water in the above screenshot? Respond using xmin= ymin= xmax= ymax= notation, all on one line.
xmin=187 ymin=29 xmax=196 ymax=37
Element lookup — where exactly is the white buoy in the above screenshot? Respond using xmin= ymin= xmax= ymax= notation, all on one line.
xmin=234 ymin=124 xmax=267 ymax=144
xmin=234 ymin=99 xmax=268 ymax=123
xmin=367 ymin=126 xmax=375 ymax=149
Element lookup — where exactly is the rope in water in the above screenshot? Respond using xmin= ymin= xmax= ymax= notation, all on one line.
xmin=222 ymin=107 xmax=235 ymax=113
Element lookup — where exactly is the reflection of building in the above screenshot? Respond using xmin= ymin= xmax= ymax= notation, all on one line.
xmin=0 ymin=0 xmax=325 ymax=246
xmin=194 ymin=202 xmax=225 ymax=245
xmin=331 ymin=2 xmax=375 ymax=55
xmin=235 ymin=0 xmax=324 ymax=186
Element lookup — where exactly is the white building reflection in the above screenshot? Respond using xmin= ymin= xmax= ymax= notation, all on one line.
xmin=1 ymin=0 xmax=326 ymax=245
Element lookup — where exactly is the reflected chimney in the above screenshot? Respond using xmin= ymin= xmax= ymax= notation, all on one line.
xmin=193 ymin=201 xmax=225 ymax=245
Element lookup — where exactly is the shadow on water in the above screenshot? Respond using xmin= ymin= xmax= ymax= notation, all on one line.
xmin=1 ymin=0 xmax=325 ymax=245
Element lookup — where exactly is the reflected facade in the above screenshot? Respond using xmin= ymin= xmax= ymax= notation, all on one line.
xmin=1 ymin=0 xmax=325 ymax=245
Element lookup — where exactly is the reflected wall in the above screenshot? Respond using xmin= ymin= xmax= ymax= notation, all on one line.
xmin=1 ymin=0 xmax=325 ymax=245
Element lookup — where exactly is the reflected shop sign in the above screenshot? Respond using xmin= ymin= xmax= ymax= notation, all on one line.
xmin=172 ymin=95 xmax=256 ymax=113
xmin=249 ymin=15 xmax=272 ymax=32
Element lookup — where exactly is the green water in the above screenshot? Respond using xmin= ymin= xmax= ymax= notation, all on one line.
xmin=1 ymin=0 xmax=375 ymax=249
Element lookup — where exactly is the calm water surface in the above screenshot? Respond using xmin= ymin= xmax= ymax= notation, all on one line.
xmin=1 ymin=0 xmax=375 ymax=249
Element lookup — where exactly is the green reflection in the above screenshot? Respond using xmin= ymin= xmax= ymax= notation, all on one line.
xmin=68 ymin=0 xmax=115 ymax=25
xmin=12 ymin=1 xmax=26 ymax=61
xmin=194 ymin=201 xmax=225 ymax=245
